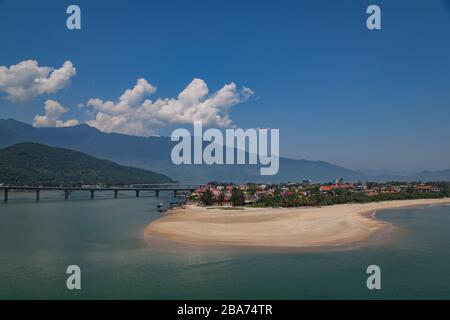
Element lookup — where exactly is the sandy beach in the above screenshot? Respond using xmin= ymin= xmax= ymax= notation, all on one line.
xmin=145 ymin=198 xmax=450 ymax=249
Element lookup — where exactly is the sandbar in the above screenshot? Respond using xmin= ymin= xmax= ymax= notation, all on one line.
xmin=145 ymin=198 xmax=450 ymax=249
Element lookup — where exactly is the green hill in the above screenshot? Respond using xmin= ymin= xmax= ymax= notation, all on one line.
xmin=0 ymin=142 xmax=173 ymax=186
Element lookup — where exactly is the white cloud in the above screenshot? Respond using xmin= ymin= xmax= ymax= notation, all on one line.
xmin=33 ymin=100 xmax=79 ymax=128
xmin=242 ymin=86 xmax=254 ymax=99
xmin=85 ymin=78 xmax=253 ymax=136
xmin=0 ymin=60 xmax=76 ymax=101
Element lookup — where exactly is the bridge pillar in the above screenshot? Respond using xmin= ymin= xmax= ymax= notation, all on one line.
xmin=136 ymin=190 xmax=140 ymax=198
xmin=173 ymin=190 xmax=177 ymax=198
xmin=155 ymin=190 xmax=159 ymax=197
xmin=35 ymin=189 xmax=40 ymax=202
xmin=90 ymin=190 xmax=95 ymax=200
xmin=114 ymin=190 xmax=118 ymax=199
xmin=4 ymin=189 xmax=8 ymax=203
xmin=64 ymin=190 xmax=70 ymax=200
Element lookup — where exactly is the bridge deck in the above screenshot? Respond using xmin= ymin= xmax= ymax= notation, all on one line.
xmin=1 ymin=184 xmax=202 ymax=202
xmin=0 ymin=185 xmax=201 ymax=191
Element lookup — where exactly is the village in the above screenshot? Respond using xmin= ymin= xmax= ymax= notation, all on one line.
xmin=190 ymin=180 xmax=449 ymax=207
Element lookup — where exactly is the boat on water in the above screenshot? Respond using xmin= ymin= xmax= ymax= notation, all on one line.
xmin=157 ymin=203 xmax=166 ymax=212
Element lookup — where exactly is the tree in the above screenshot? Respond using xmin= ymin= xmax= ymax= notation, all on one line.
xmin=246 ymin=184 xmax=257 ymax=195
xmin=200 ymin=189 xmax=214 ymax=206
xmin=230 ymin=187 xmax=245 ymax=207
xmin=216 ymin=191 xmax=225 ymax=206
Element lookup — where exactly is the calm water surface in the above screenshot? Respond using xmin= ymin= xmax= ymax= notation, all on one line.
xmin=1 ymin=191 xmax=450 ymax=299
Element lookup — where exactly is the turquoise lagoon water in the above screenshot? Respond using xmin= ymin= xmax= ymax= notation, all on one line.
xmin=0 ymin=191 xmax=449 ymax=299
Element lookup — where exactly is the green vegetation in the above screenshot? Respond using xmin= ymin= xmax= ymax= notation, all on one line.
xmin=216 ymin=191 xmax=225 ymax=206
xmin=193 ymin=181 xmax=449 ymax=208
xmin=230 ymin=187 xmax=245 ymax=206
xmin=200 ymin=189 xmax=214 ymax=206
xmin=199 ymin=187 xmax=246 ymax=207
xmin=0 ymin=142 xmax=173 ymax=186
xmin=255 ymin=185 xmax=450 ymax=208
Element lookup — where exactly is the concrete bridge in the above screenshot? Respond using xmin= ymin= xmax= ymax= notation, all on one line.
xmin=0 ymin=184 xmax=202 ymax=203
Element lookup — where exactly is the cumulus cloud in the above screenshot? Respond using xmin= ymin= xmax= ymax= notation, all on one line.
xmin=0 ymin=60 xmax=76 ymax=101
xmin=33 ymin=100 xmax=79 ymax=128
xmin=85 ymin=78 xmax=253 ymax=136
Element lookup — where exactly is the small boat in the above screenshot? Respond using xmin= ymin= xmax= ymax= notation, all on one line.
xmin=157 ymin=203 xmax=166 ymax=212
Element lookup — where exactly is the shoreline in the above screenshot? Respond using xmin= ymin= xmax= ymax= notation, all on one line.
xmin=144 ymin=198 xmax=450 ymax=250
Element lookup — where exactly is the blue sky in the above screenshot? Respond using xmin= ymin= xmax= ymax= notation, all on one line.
xmin=0 ymin=0 xmax=449 ymax=172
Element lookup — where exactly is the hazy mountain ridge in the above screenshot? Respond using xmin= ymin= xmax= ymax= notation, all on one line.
xmin=1 ymin=119 xmax=449 ymax=183
xmin=408 ymin=170 xmax=450 ymax=182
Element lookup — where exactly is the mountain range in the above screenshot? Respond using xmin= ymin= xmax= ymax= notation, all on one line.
xmin=1 ymin=118 xmax=449 ymax=183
